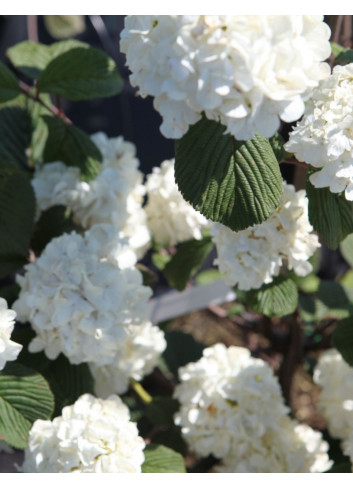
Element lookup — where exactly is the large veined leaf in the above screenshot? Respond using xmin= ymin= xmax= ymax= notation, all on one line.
xmin=0 ymin=363 xmax=54 ymax=449
xmin=37 ymin=46 xmax=123 ymax=100
xmin=175 ymin=116 xmax=283 ymax=232
xmin=333 ymin=316 xmax=353 ymax=367
xmin=163 ymin=237 xmax=214 ymax=291
xmin=0 ymin=106 xmax=32 ymax=169
xmin=42 ymin=115 xmax=102 ymax=181
xmin=6 ymin=39 xmax=89 ymax=80
xmin=142 ymin=444 xmax=186 ymax=473
xmin=0 ymin=166 xmax=35 ymax=258
xmin=306 ymin=170 xmax=353 ymax=249
xmin=247 ymin=275 xmax=299 ymax=317
xmin=0 ymin=61 xmax=21 ymax=102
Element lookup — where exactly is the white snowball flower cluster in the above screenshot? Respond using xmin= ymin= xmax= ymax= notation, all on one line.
xmin=285 ymin=64 xmax=353 ymax=201
xmin=210 ymin=183 xmax=320 ymax=290
xmin=13 ymin=225 xmax=152 ymax=366
xmin=0 ymin=298 xmax=22 ymax=370
xmin=145 ymin=159 xmax=209 ymax=246
xmin=90 ymin=321 xmax=167 ymax=397
xmin=313 ymin=348 xmax=353 ymax=440
xmin=174 ymin=343 xmax=332 ymax=473
xmin=21 ymin=394 xmax=145 ymax=473
xmin=120 ymin=15 xmax=331 ymax=140
xmin=31 ymin=133 xmax=151 ymax=258
xmin=216 ymin=418 xmax=331 ymax=473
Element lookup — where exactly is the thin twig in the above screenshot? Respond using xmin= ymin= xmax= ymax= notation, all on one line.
xmin=19 ymin=80 xmax=72 ymax=125
xmin=27 ymin=15 xmax=39 ymax=43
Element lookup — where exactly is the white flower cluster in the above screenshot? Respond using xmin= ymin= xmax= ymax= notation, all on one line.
xmin=210 ymin=183 xmax=320 ymax=290
xmin=0 ymin=298 xmax=22 ymax=370
xmin=145 ymin=159 xmax=209 ymax=246
xmin=120 ymin=15 xmax=331 ymax=140
xmin=90 ymin=321 xmax=167 ymax=397
xmin=174 ymin=343 xmax=332 ymax=473
xmin=313 ymin=349 xmax=353 ymax=440
xmin=22 ymin=394 xmax=145 ymax=473
xmin=32 ymin=133 xmax=151 ymax=258
xmin=12 ymin=225 xmax=153 ymax=366
xmin=285 ymin=64 xmax=353 ymax=201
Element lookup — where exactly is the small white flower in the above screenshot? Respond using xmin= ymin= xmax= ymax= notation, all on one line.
xmin=211 ymin=183 xmax=320 ymax=290
xmin=285 ymin=64 xmax=353 ymax=201
xmin=144 ymin=159 xmax=209 ymax=246
xmin=90 ymin=321 xmax=167 ymax=397
xmin=0 ymin=298 xmax=22 ymax=370
xmin=120 ymin=15 xmax=331 ymax=140
xmin=21 ymin=394 xmax=145 ymax=473
xmin=314 ymin=348 xmax=353 ymax=440
xmin=13 ymin=225 xmax=152 ymax=366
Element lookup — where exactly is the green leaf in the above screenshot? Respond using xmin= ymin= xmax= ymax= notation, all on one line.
xmin=11 ymin=327 xmax=94 ymax=417
xmin=31 ymin=205 xmax=80 ymax=255
xmin=37 ymin=47 xmax=123 ymax=100
xmin=163 ymin=237 xmax=214 ymax=291
xmin=175 ymin=116 xmax=283 ymax=232
xmin=333 ymin=316 xmax=353 ymax=367
xmin=340 ymin=233 xmax=353 ymax=268
xmin=142 ymin=444 xmax=186 ymax=473
xmin=42 ymin=115 xmax=101 ymax=181
xmin=151 ymin=251 xmax=172 ymax=271
xmin=42 ymin=354 xmax=94 ymax=417
xmin=163 ymin=331 xmax=204 ymax=379
xmin=195 ymin=268 xmax=223 ymax=286
xmin=0 ymin=106 xmax=32 ymax=169
xmin=0 ymin=362 xmax=54 ymax=449
xmin=0 ymin=166 xmax=35 ymax=258
xmin=330 ymin=41 xmax=349 ymax=57
xmin=0 ymin=254 xmax=28 ymax=280
xmin=334 ymin=49 xmax=353 ymax=65
xmin=269 ymin=132 xmax=289 ymax=163
xmin=0 ymin=61 xmax=21 ymax=103
xmin=306 ymin=170 xmax=353 ymax=249
xmin=44 ymin=15 xmax=86 ymax=39
xmin=293 ymin=273 xmax=320 ymax=294
xmin=144 ymin=397 xmax=180 ymax=427
xmin=247 ymin=275 xmax=298 ymax=317
xmin=7 ymin=39 xmax=89 ymax=80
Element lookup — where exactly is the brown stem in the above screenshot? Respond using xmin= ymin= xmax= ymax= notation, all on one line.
xmin=278 ymin=312 xmax=303 ymax=409
xmin=27 ymin=15 xmax=38 ymax=42
xmin=280 ymin=158 xmax=310 ymax=170
xmin=19 ymin=80 xmax=72 ymax=125
xmin=333 ymin=15 xmax=344 ymax=44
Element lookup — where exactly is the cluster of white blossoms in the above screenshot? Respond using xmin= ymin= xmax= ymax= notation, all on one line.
xmin=285 ymin=64 xmax=353 ymax=201
xmin=89 ymin=321 xmax=167 ymax=397
xmin=174 ymin=343 xmax=332 ymax=472
xmin=0 ymin=298 xmax=22 ymax=370
xmin=210 ymin=183 xmax=320 ymax=290
xmin=144 ymin=159 xmax=209 ymax=246
xmin=22 ymin=394 xmax=145 ymax=473
xmin=12 ymin=225 xmax=153 ymax=366
xmin=120 ymin=15 xmax=331 ymax=140
xmin=32 ymin=133 xmax=151 ymax=258
xmin=313 ymin=349 xmax=353 ymax=440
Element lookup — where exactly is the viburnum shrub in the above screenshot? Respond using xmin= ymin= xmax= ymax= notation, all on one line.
xmin=2 ymin=14 xmax=353 ymax=473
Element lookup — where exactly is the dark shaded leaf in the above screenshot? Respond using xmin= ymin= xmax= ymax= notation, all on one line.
xmin=163 ymin=331 xmax=204 ymax=379
xmin=247 ymin=275 xmax=298 ymax=317
xmin=37 ymin=47 xmax=123 ymax=100
xmin=163 ymin=237 xmax=214 ymax=291
xmin=0 ymin=61 xmax=21 ymax=102
xmin=306 ymin=170 xmax=353 ymax=249
xmin=175 ymin=116 xmax=282 ymax=232
xmin=42 ymin=115 xmax=101 ymax=181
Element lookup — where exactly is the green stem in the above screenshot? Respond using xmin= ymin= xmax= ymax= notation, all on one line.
xmin=130 ymin=378 xmax=153 ymax=404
